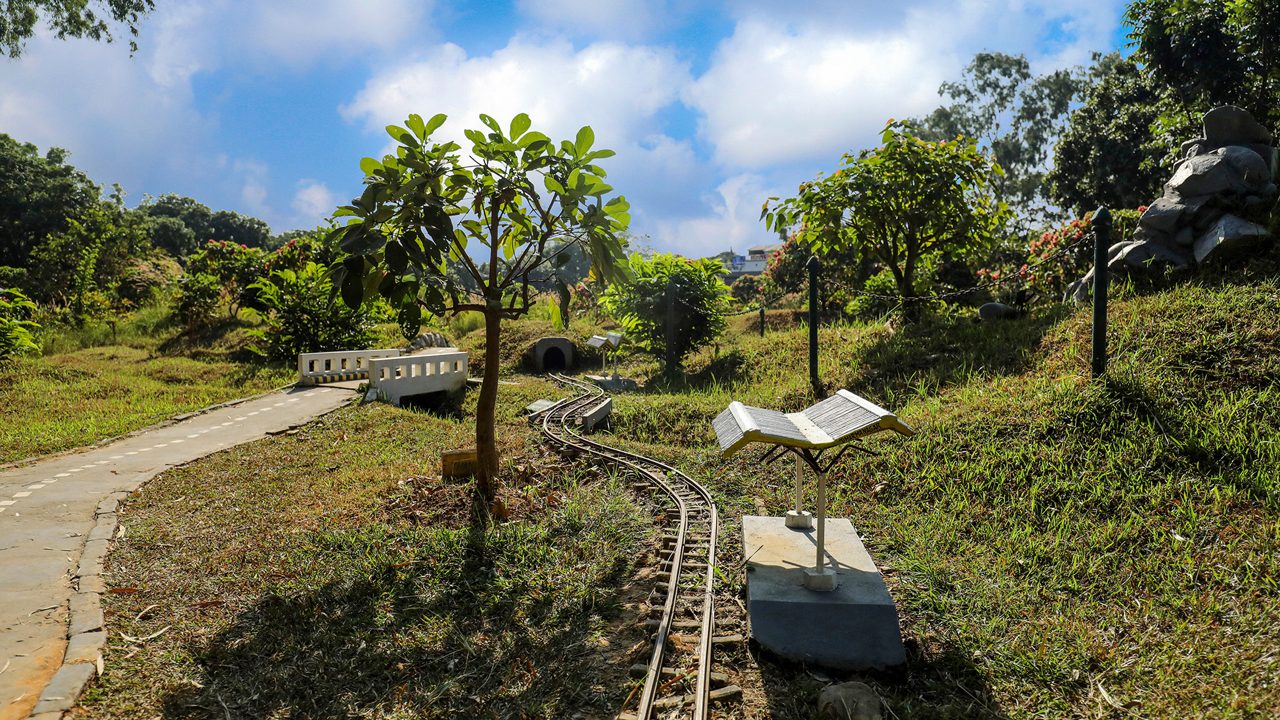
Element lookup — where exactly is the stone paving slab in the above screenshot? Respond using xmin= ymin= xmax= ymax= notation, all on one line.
xmin=0 ymin=385 xmax=355 ymax=719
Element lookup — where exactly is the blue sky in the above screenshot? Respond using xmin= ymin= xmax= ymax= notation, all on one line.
xmin=1 ymin=0 xmax=1128 ymax=257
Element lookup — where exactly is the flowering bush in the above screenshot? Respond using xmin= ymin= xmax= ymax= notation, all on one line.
xmin=185 ymin=240 xmax=265 ymax=317
xmin=978 ymin=207 xmax=1141 ymax=303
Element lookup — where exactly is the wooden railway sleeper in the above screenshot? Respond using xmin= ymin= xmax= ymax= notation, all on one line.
xmin=628 ymin=665 xmax=730 ymax=686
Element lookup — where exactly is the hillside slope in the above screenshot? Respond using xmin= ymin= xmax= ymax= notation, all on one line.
xmin=608 ymin=277 xmax=1280 ymax=717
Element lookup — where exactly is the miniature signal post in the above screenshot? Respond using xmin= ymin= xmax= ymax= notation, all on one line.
xmin=713 ymin=390 xmax=914 ymax=669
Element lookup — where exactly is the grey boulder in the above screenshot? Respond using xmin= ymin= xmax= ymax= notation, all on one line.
xmin=978 ymin=302 xmax=1020 ymax=321
xmin=1203 ymin=105 xmax=1273 ymax=147
xmin=1167 ymin=146 xmax=1271 ymax=199
xmin=818 ymin=681 xmax=882 ymax=720
xmin=1112 ymin=240 xmax=1191 ymax=274
xmin=1193 ymin=214 xmax=1271 ymax=263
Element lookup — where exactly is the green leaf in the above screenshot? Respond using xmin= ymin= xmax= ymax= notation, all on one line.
xmin=405 ymin=114 xmax=426 ymax=140
xmin=359 ymin=157 xmax=382 ymax=176
xmin=518 ymin=132 xmax=550 ymax=149
xmin=340 ymin=257 xmax=365 ymax=309
xmin=464 ymin=128 xmax=488 ymax=147
xmin=509 ymin=113 xmax=531 ymax=140
xmin=385 ymin=241 xmax=408 ymax=273
xmin=544 ymin=176 xmax=567 ymax=195
xmin=479 ymin=113 xmax=502 ymax=136
xmin=574 ymin=126 xmax=594 ymax=156
xmin=386 ymin=124 xmax=413 ymax=143
xmin=424 ymin=113 xmax=448 ymax=136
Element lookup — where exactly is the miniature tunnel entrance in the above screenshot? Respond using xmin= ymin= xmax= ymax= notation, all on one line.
xmin=532 ymin=336 xmax=574 ymax=373
xmin=542 ymin=346 xmax=566 ymax=371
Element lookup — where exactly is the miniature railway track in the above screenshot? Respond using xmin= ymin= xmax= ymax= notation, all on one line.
xmin=537 ymin=373 xmax=739 ymax=720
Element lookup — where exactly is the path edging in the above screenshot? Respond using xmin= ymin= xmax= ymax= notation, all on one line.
xmin=25 ymin=492 xmax=124 ymax=718
xmin=21 ymin=387 xmax=357 ymax=719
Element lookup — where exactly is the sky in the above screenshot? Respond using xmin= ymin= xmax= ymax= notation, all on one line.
xmin=0 ymin=0 xmax=1129 ymax=258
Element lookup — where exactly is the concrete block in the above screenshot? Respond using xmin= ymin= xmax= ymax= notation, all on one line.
xmin=441 ymin=448 xmax=478 ymax=479
xmin=30 ymin=663 xmax=96 ymax=714
xmin=78 ymin=539 xmax=109 ymax=578
xmin=69 ymin=592 xmax=104 ymax=635
xmin=75 ymin=575 xmax=106 ymax=594
xmin=742 ymin=515 xmax=905 ymax=670
xmin=96 ymin=496 xmax=119 ymax=515
xmin=579 ymin=397 xmax=612 ymax=432
xmin=87 ymin=520 xmax=116 ymax=542
xmin=63 ymin=631 xmax=107 ymax=665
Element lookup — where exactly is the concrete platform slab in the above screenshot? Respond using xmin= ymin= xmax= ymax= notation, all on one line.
xmin=742 ymin=515 xmax=905 ymax=670
xmin=585 ymin=374 xmax=637 ymax=392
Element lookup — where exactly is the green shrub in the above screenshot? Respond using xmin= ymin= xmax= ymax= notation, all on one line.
xmin=176 ymin=272 xmax=221 ymax=329
xmin=600 ymin=253 xmax=730 ymax=376
xmin=247 ymin=262 xmax=375 ymax=363
xmin=0 ymin=287 xmax=40 ymax=359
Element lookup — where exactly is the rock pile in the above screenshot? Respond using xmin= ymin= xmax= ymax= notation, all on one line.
xmin=407 ymin=331 xmax=451 ymax=352
xmin=1067 ymin=106 xmax=1277 ymax=302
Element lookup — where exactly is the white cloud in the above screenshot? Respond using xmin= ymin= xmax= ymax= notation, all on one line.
xmin=515 ymin=0 xmax=677 ymax=40
xmin=247 ymin=0 xmax=431 ymax=69
xmin=292 ymin=180 xmax=339 ymax=224
xmin=686 ymin=20 xmax=947 ymax=169
xmin=651 ymin=174 xmax=781 ymax=258
xmin=341 ymin=37 xmax=691 ymax=153
xmin=686 ymin=0 xmax=1125 ymax=171
xmin=234 ymin=160 xmax=271 ymax=218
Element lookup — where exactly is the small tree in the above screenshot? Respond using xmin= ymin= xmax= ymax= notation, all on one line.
xmin=764 ymin=121 xmax=1008 ymax=322
xmin=0 ymin=287 xmax=40 ymax=360
xmin=332 ymin=112 xmax=630 ymax=505
xmin=247 ymin=262 xmax=375 ymax=363
xmin=186 ymin=240 xmax=266 ymax=318
xmin=600 ymin=253 xmax=730 ymax=377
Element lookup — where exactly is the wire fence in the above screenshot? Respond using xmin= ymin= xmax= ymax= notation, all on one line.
xmin=700 ymin=232 xmax=1097 ymax=319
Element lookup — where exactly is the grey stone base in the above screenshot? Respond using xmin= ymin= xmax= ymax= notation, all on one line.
xmin=742 ymin=515 xmax=906 ymax=670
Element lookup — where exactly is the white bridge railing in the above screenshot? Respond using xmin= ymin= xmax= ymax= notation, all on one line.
xmin=297 ymin=349 xmax=402 ymax=385
xmin=369 ymin=349 xmax=469 ymax=404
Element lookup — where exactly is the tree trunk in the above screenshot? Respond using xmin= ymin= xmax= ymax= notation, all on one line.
xmin=898 ymin=269 xmax=920 ymax=324
xmin=474 ymin=307 xmax=502 ymax=507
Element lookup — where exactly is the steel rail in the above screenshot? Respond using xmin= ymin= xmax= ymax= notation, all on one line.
xmin=537 ymin=373 xmax=719 ymax=719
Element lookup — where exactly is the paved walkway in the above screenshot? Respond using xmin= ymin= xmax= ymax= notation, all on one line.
xmin=0 ymin=385 xmax=356 ymax=719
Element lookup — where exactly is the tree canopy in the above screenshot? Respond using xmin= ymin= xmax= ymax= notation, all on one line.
xmin=765 ymin=122 xmax=1007 ymax=321
xmin=916 ymin=52 xmax=1094 ymax=224
xmin=0 ymin=133 xmax=99 ymax=270
xmin=332 ymin=112 xmax=630 ymax=505
xmin=1 ymin=0 xmax=154 ymax=58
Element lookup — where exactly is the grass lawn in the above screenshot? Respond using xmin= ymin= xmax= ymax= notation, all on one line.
xmin=1 ymin=322 xmax=293 ymax=463
xmin=76 ymin=275 xmax=1280 ymax=718
xmin=607 ymin=277 xmax=1280 ymax=717
xmin=79 ymin=378 xmax=657 ymax=719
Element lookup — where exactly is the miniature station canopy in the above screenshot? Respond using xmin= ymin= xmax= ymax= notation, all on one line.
xmin=586 ymin=332 xmax=623 ymax=377
xmin=714 ymin=390 xmax=914 ymax=590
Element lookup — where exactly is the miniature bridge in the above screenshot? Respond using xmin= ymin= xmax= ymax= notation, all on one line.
xmin=297 ymin=347 xmax=468 ymax=404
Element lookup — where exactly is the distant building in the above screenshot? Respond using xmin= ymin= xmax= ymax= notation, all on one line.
xmin=717 ymin=243 xmax=783 ymax=281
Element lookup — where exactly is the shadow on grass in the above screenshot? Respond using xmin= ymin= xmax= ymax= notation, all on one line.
xmin=1099 ymin=376 xmax=1276 ymax=506
xmin=753 ymin=639 xmax=1011 ymax=719
xmin=848 ymin=308 xmax=1070 ymax=399
xmin=158 ymin=527 xmax=632 ymax=719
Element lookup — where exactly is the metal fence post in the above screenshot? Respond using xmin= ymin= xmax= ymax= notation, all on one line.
xmin=759 ymin=303 xmax=765 ymax=337
xmin=664 ymin=278 xmax=677 ymax=376
xmin=1091 ymin=207 xmax=1112 ymax=378
xmin=808 ymin=256 xmax=820 ymax=395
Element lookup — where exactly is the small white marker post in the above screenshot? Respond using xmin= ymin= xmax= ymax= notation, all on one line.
xmin=803 ymin=469 xmax=837 ymax=591
xmin=784 ymin=454 xmax=813 ymax=529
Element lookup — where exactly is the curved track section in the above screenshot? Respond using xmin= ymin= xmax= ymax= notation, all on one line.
xmin=538 ymin=374 xmax=733 ymax=720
